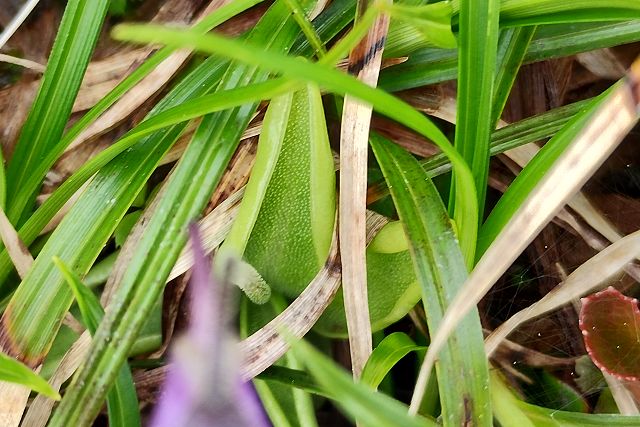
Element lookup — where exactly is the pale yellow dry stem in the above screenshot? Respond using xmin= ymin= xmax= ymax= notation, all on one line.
xmin=339 ymin=1 xmax=390 ymax=378
xmin=0 ymin=54 xmax=45 ymax=73
xmin=0 ymin=381 xmax=30 ymax=427
xmin=411 ymin=71 xmax=639 ymax=414
xmin=0 ymin=206 xmax=33 ymax=279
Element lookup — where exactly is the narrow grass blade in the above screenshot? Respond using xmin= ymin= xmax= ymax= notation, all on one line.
xmin=242 ymin=296 xmax=318 ymax=427
xmin=369 ymin=134 xmax=490 ymax=425
xmin=0 ymin=353 xmax=59 ymax=400
xmin=287 ymin=337 xmax=436 ymax=427
xmin=450 ymin=0 xmax=500 ymax=246
xmin=5 ymin=0 xmax=110 ymax=224
xmin=59 ymin=0 xmax=264 ymax=158
xmin=380 ymin=21 xmax=640 ymax=92
xmin=478 ymin=88 xmax=611 ymax=255
xmin=366 ymin=99 xmax=592 ymax=202
xmin=283 ymin=0 xmax=327 ymax=58
xmin=491 ymin=370 xmax=640 ymax=426
xmin=54 ymin=258 xmax=141 ymax=427
xmin=491 ymin=26 xmax=537 ymax=126
xmin=421 ymin=62 xmax=640 ymax=394
xmin=361 ymin=332 xmax=424 ymax=390
xmin=499 ymin=0 xmax=640 ymax=26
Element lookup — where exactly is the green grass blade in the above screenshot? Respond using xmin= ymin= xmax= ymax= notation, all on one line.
xmin=414 ymin=99 xmax=592 ymax=181
xmin=283 ymin=0 xmax=327 ymax=58
xmin=450 ymin=0 xmax=500 ymax=254
xmin=499 ymin=0 xmax=640 ymax=26
xmin=369 ymin=134 xmax=490 ymax=425
xmin=477 ymin=88 xmax=611 ymax=255
xmin=28 ymin=0 xmax=265 ymax=218
xmin=5 ymin=0 xmax=110 ymax=224
xmin=361 ymin=332 xmax=424 ymax=390
xmin=0 ymin=149 xmax=5 ymax=211
xmin=288 ymin=338 xmax=436 ymax=427
xmin=491 ymin=26 xmax=537 ymax=127
xmin=490 ymin=370 xmax=640 ymax=426
xmin=53 ymin=257 xmax=141 ymax=427
xmin=54 ymin=258 xmax=102 ymax=332
xmin=112 ymin=18 xmax=479 ymax=263
xmin=258 ymin=365 xmax=327 ymax=397
xmin=380 ymin=20 xmax=640 ymax=92
xmin=0 ymin=352 xmax=60 ymax=400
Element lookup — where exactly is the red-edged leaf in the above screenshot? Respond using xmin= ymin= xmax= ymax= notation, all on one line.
xmin=580 ymin=286 xmax=640 ymax=380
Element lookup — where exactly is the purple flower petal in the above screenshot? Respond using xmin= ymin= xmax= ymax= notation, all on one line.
xmin=150 ymin=224 xmax=269 ymax=427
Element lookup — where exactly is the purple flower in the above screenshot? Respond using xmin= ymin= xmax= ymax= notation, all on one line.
xmin=151 ymin=224 xmax=269 ymax=427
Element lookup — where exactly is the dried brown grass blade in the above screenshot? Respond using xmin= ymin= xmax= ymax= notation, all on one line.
xmin=0 ymin=54 xmax=45 ymax=73
xmin=0 ymin=206 xmax=33 ymax=279
xmin=338 ymin=1 xmax=390 ymax=378
xmin=65 ymin=0 xmax=232 ymax=153
xmin=484 ymin=229 xmax=640 ymax=356
xmin=420 ymin=60 xmax=640 ymax=390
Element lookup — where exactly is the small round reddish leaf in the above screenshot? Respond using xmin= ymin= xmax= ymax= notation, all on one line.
xmin=579 ymin=286 xmax=640 ymax=381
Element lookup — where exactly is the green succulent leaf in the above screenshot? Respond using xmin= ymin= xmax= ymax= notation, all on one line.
xmin=221 ymin=83 xmax=335 ymax=299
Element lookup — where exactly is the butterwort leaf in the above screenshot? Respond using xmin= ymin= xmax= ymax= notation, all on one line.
xmin=580 ymin=286 xmax=640 ymax=381
xmin=150 ymin=225 xmax=268 ymax=427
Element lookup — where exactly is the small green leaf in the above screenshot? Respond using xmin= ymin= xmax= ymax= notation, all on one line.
xmin=361 ymin=332 xmax=425 ymax=390
xmin=0 ymin=352 xmax=60 ymax=400
xmin=114 ymin=211 xmax=142 ymax=248
xmin=386 ymin=2 xmax=456 ymax=49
